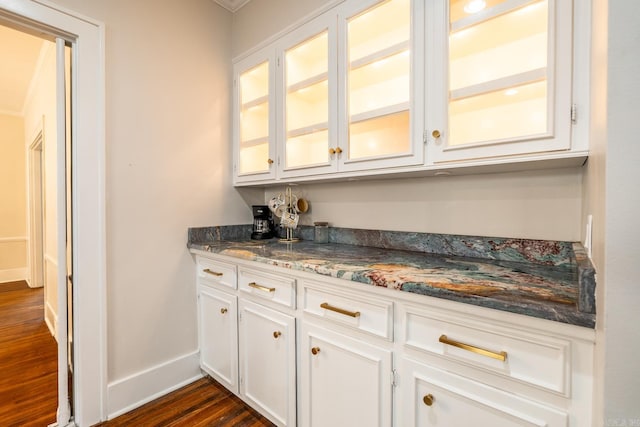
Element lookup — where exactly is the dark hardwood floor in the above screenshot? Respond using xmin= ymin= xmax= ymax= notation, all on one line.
xmin=0 ymin=280 xmax=57 ymax=427
xmin=94 ymin=376 xmax=275 ymax=427
xmin=0 ymin=280 xmax=273 ymax=426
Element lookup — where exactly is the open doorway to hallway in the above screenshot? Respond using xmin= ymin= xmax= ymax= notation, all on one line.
xmin=0 ymin=22 xmax=68 ymax=423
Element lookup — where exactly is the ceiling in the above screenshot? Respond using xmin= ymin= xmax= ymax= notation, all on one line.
xmin=214 ymin=0 xmax=252 ymax=12
xmin=0 ymin=24 xmax=46 ymax=116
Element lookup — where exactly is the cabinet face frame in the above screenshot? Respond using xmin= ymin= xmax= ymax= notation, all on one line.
xmin=337 ymin=0 xmax=426 ymax=172
xmin=233 ymin=50 xmax=278 ymax=183
xmin=425 ymin=0 xmax=575 ymax=164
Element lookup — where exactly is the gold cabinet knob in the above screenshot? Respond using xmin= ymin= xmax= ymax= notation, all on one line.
xmin=311 ymin=347 xmax=321 ymax=355
xmin=267 ymin=158 xmax=274 ymax=165
xmin=273 ymin=331 xmax=282 ymax=339
xmin=220 ymin=308 xmax=228 ymax=314
xmin=329 ymin=148 xmax=336 ymax=155
xmin=335 ymin=147 xmax=343 ymax=154
xmin=423 ymin=394 xmax=435 ymax=406
xmin=432 ymin=130 xmax=441 ymax=139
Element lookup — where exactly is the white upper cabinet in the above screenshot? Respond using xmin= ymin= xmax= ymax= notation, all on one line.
xmin=232 ymin=0 xmax=588 ymax=185
xmin=336 ymin=0 xmax=425 ymax=172
xmin=426 ymin=0 xmax=582 ymax=164
xmin=233 ymin=50 xmax=277 ymax=183
xmin=278 ymin=12 xmax=338 ymax=178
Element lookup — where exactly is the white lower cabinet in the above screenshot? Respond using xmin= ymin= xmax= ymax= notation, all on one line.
xmin=193 ymin=253 xmax=594 ymax=427
xmin=239 ymin=299 xmax=296 ymax=427
xmin=198 ymin=285 xmax=238 ymax=393
xmin=300 ymin=322 xmax=392 ymax=427
xmin=399 ymin=357 xmax=568 ymax=427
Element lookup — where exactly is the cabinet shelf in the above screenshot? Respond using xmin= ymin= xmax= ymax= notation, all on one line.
xmin=287 ymin=122 xmax=329 ymax=139
xmin=350 ymin=102 xmax=409 ymax=124
xmin=287 ymin=73 xmax=328 ymax=94
xmin=451 ymin=0 xmax=538 ymax=32
xmin=450 ymin=67 xmax=546 ymax=101
xmin=241 ymin=95 xmax=268 ymax=111
xmin=239 ymin=136 xmax=269 ymax=148
xmin=350 ymin=41 xmax=409 ymax=70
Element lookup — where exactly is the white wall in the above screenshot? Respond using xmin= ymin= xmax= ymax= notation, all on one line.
xmin=0 ymin=113 xmax=27 ymax=282
xmin=22 ymin=41 xmax=59 ymax=334
xmin=589 ymin=0 xmax=640 ymax=424
xmin=293 ymin=168 xmax=583 ymax=240
xmin=45 ymin=0 xmax=253 ymax=416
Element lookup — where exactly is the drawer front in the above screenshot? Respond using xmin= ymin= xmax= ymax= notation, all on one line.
xmin=238 ymin=267 xmax=296 ymax=309
xmin=403 ymin=306 xmax=570 ymax=395
xmin=197 ymin=256 xmax=237 ymax=290
xmin=302 ymin=280 xmax=393 ymax=340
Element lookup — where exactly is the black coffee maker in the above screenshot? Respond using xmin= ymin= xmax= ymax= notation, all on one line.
xmin=251 ymin=205 xmax=274 ymax=240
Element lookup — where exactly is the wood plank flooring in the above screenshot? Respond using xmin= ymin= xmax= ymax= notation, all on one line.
xmin=1 ymin=280 xmax=273 ymax=426
xmin=0 ymin=280 xmax=58 ymax=427
xmin=95 ymin=376 xmax=275 ymax=427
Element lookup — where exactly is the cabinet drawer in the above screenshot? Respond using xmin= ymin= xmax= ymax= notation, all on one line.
xmin=197 ymin=257 xmax=237 ymax=290
xmin=238 ymin=267 xmax=296 ymax=309
xmin=403 ymin=306 xmax=570 ymax=395
xmin=302 ymin=280 xmax=393 ymax=340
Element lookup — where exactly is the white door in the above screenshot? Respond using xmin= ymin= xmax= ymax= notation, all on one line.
xmin=198 ymin=286 xmax=238 ymax=392
xmin=54 ymin=37 xmax=72 ymax=426
xmin=238 ymin=299 xmax=296 ymax=427
xmin=300 ymin=322 xmax=392 ymax=427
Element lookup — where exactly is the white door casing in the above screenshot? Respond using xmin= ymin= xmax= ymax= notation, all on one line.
xmin=0 ymin=1 xmax=106 ymax=425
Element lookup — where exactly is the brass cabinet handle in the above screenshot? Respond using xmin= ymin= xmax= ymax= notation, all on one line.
xmin=439 ymin=334 xmax=507 ymax=362
xmin=220 ymin=308 xmax=228 ymax=314
xmin=432 ymin=129 xmax=441 ymax=139
xmin=335 ymin=147 xmax=343 ymax=154
xmin=273 ymin=331 xmax=281 ymax=339
xmin=203 ymin=268 xmax=223 ymax=277
xmin=329 ymin=148 xmax=336 ymax=155
xmin=320 ymin=302 xmax=360 ymax=318
xmin=311 ymin=347 xmax=321 ymax=355
xmin=267 ymin=158 xmax=274 ymax=164
xmin=248 ymin=282 xmax=276 ymax=293
xmin=423 ymin=394 xmax=435 ymax=406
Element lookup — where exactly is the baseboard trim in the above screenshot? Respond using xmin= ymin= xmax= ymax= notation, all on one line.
xmin=45 ymin=300 xmax=58 ymax=339
xmin=0 ymin=268 xmax=28 ymax=283
xmin=106 ymin=350 xmax=202 ymax=419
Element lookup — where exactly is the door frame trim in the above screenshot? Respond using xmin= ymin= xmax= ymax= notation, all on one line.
xmin=0 ymin=1 xmax=107 ymax=425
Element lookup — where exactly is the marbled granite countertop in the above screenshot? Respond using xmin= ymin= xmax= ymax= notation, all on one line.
xmin=188 ymin=228 xmax=595 ymax=328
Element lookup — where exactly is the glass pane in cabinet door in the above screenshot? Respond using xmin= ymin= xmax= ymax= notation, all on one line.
xmin=239 ymin=61 xmax=270 ymax=174
xmin=285 ymin=31 xmax=329 ymax=169
xmin=448 ymin=0 xmax=550 ymax=146
xmin=350 ymin=111 xmax=409 ymax=160
xmin=347 ymin=0 xmax=411 ymax=160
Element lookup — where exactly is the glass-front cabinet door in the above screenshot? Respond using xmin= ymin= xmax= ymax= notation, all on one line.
xmin=278 ymin=12 xmax=338 ymax=178
xmin=427 ymin=0 xmax=573 ymax=163
xmin=338 ymin=0 xmax=425 ymax=172
xmin=234 ymin=51 xmax=277 ymax=183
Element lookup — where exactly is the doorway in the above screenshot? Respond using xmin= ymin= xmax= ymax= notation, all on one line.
xmin=0 ymin=2 xmax=105 ymax=425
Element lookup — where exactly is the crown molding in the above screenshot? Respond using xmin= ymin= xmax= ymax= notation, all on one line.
xmin=213 ymin=0 xmax=251 ymax=12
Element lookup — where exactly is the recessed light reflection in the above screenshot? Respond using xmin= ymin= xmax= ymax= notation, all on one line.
xmin=505 ymin=89 xmax=519 ymax=96
xmin=464 ymin=0 xmax=486 ymax=14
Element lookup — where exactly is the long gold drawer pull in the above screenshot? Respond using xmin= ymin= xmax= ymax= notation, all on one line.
xmin=439 ymin=335 xmax=507 ymax=362
xmin=203 ymin=268 xmax=223 ymax=277
xmin=248 ymin=282 xmax=276 ymax=293
xmin=320 ymin=302 xmax=360 ymax=318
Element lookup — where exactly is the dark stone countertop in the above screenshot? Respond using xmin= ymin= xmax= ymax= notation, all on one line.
xmin=188 ymin=227 xmax=595 ymax=328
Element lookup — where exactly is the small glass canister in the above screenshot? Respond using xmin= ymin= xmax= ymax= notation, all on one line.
xmin=314 ymin=221 xmax=329 ymax=244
